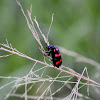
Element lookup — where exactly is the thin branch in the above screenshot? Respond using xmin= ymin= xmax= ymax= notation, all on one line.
xmin=0 ymin=54 xmax=13 ymax=58
xmin=47 ymin=13 xmax=54 ymax=46
xmin=38 ymin=72 xmax=62 ymax=100
xmin=10 ymin=93 xmax=63 ymax=100
xmin=0 ymin=47 xmax=100 ymax=87
xmin=34 ymin=17 xmax=50 ymax=46
xmin=16 ymin=0 xmax=44 ymax=50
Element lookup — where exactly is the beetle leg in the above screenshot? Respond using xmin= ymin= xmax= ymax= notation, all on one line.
xmin=51 ymin=58 xmax=57 ymax=61
xmin=45 ymin=50 xmax=51 ymax=56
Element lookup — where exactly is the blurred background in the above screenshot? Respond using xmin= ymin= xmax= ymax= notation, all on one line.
xmin=0 ymin=0 xmax=100 ymax=100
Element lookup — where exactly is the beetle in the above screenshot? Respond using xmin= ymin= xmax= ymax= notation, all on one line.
xmin=45 ymin=45 xmax=62 ymax=68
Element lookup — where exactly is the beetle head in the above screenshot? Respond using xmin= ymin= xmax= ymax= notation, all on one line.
xmin=46 ymin=45 xmax=55 ymax=50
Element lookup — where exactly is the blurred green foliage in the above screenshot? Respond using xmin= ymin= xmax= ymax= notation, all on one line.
xmin=0 ymin=0 xmax=100 ymax=99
